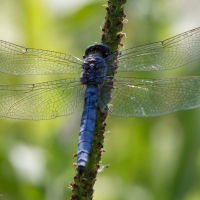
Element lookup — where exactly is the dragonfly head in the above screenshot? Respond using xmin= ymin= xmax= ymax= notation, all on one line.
xmin=84 ymin=44 xmax=111 ymax=58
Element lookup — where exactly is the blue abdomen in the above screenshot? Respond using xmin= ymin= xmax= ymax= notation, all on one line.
xmin=77 ymin=85 xmax=98 ymax=175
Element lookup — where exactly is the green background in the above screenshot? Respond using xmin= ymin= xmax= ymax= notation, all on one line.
xmin=0 ymin=0 xmax=200 ymax=199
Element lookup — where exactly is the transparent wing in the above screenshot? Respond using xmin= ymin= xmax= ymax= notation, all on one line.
xmin=0 ymin=78 xmax=84 ymax=120
xmin=108 ymin=76 xmax=200 ymax=117
xmin=0 ymin=40 xmax=83 ymax=75
xmin=116 ymin=27 xmax=200 ymax=71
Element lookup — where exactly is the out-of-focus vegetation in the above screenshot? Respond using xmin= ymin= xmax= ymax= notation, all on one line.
xmin=0 ymin=0 xmax=200 ymax=199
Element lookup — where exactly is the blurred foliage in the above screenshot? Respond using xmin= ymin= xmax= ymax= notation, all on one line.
xmin=0 ymin=0 xmax=200 ymax=200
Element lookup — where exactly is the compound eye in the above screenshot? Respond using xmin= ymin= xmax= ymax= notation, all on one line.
xmin=104 ymin=51 xmax=109 ymax=57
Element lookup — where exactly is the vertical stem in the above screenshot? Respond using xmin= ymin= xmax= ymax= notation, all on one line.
xmin=101 ymin=0 xmax=127 ymax=53
xmin=70 ymin=0 xmax=126 ymax=199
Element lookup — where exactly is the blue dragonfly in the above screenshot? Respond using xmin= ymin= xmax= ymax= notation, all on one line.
xmin=0 ymin=27 xmax=200 ymax=175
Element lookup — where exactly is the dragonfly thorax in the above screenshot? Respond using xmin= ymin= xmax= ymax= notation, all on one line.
xmin=81 ymin=55 xmax=108 ymax=85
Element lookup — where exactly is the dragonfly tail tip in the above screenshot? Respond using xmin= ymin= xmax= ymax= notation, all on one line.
xmin=77 ymin=165 xmax=85 ymax=176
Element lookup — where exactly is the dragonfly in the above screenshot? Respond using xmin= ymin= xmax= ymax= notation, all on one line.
xmin=0 ymin=27 xmax=200 ymax=175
